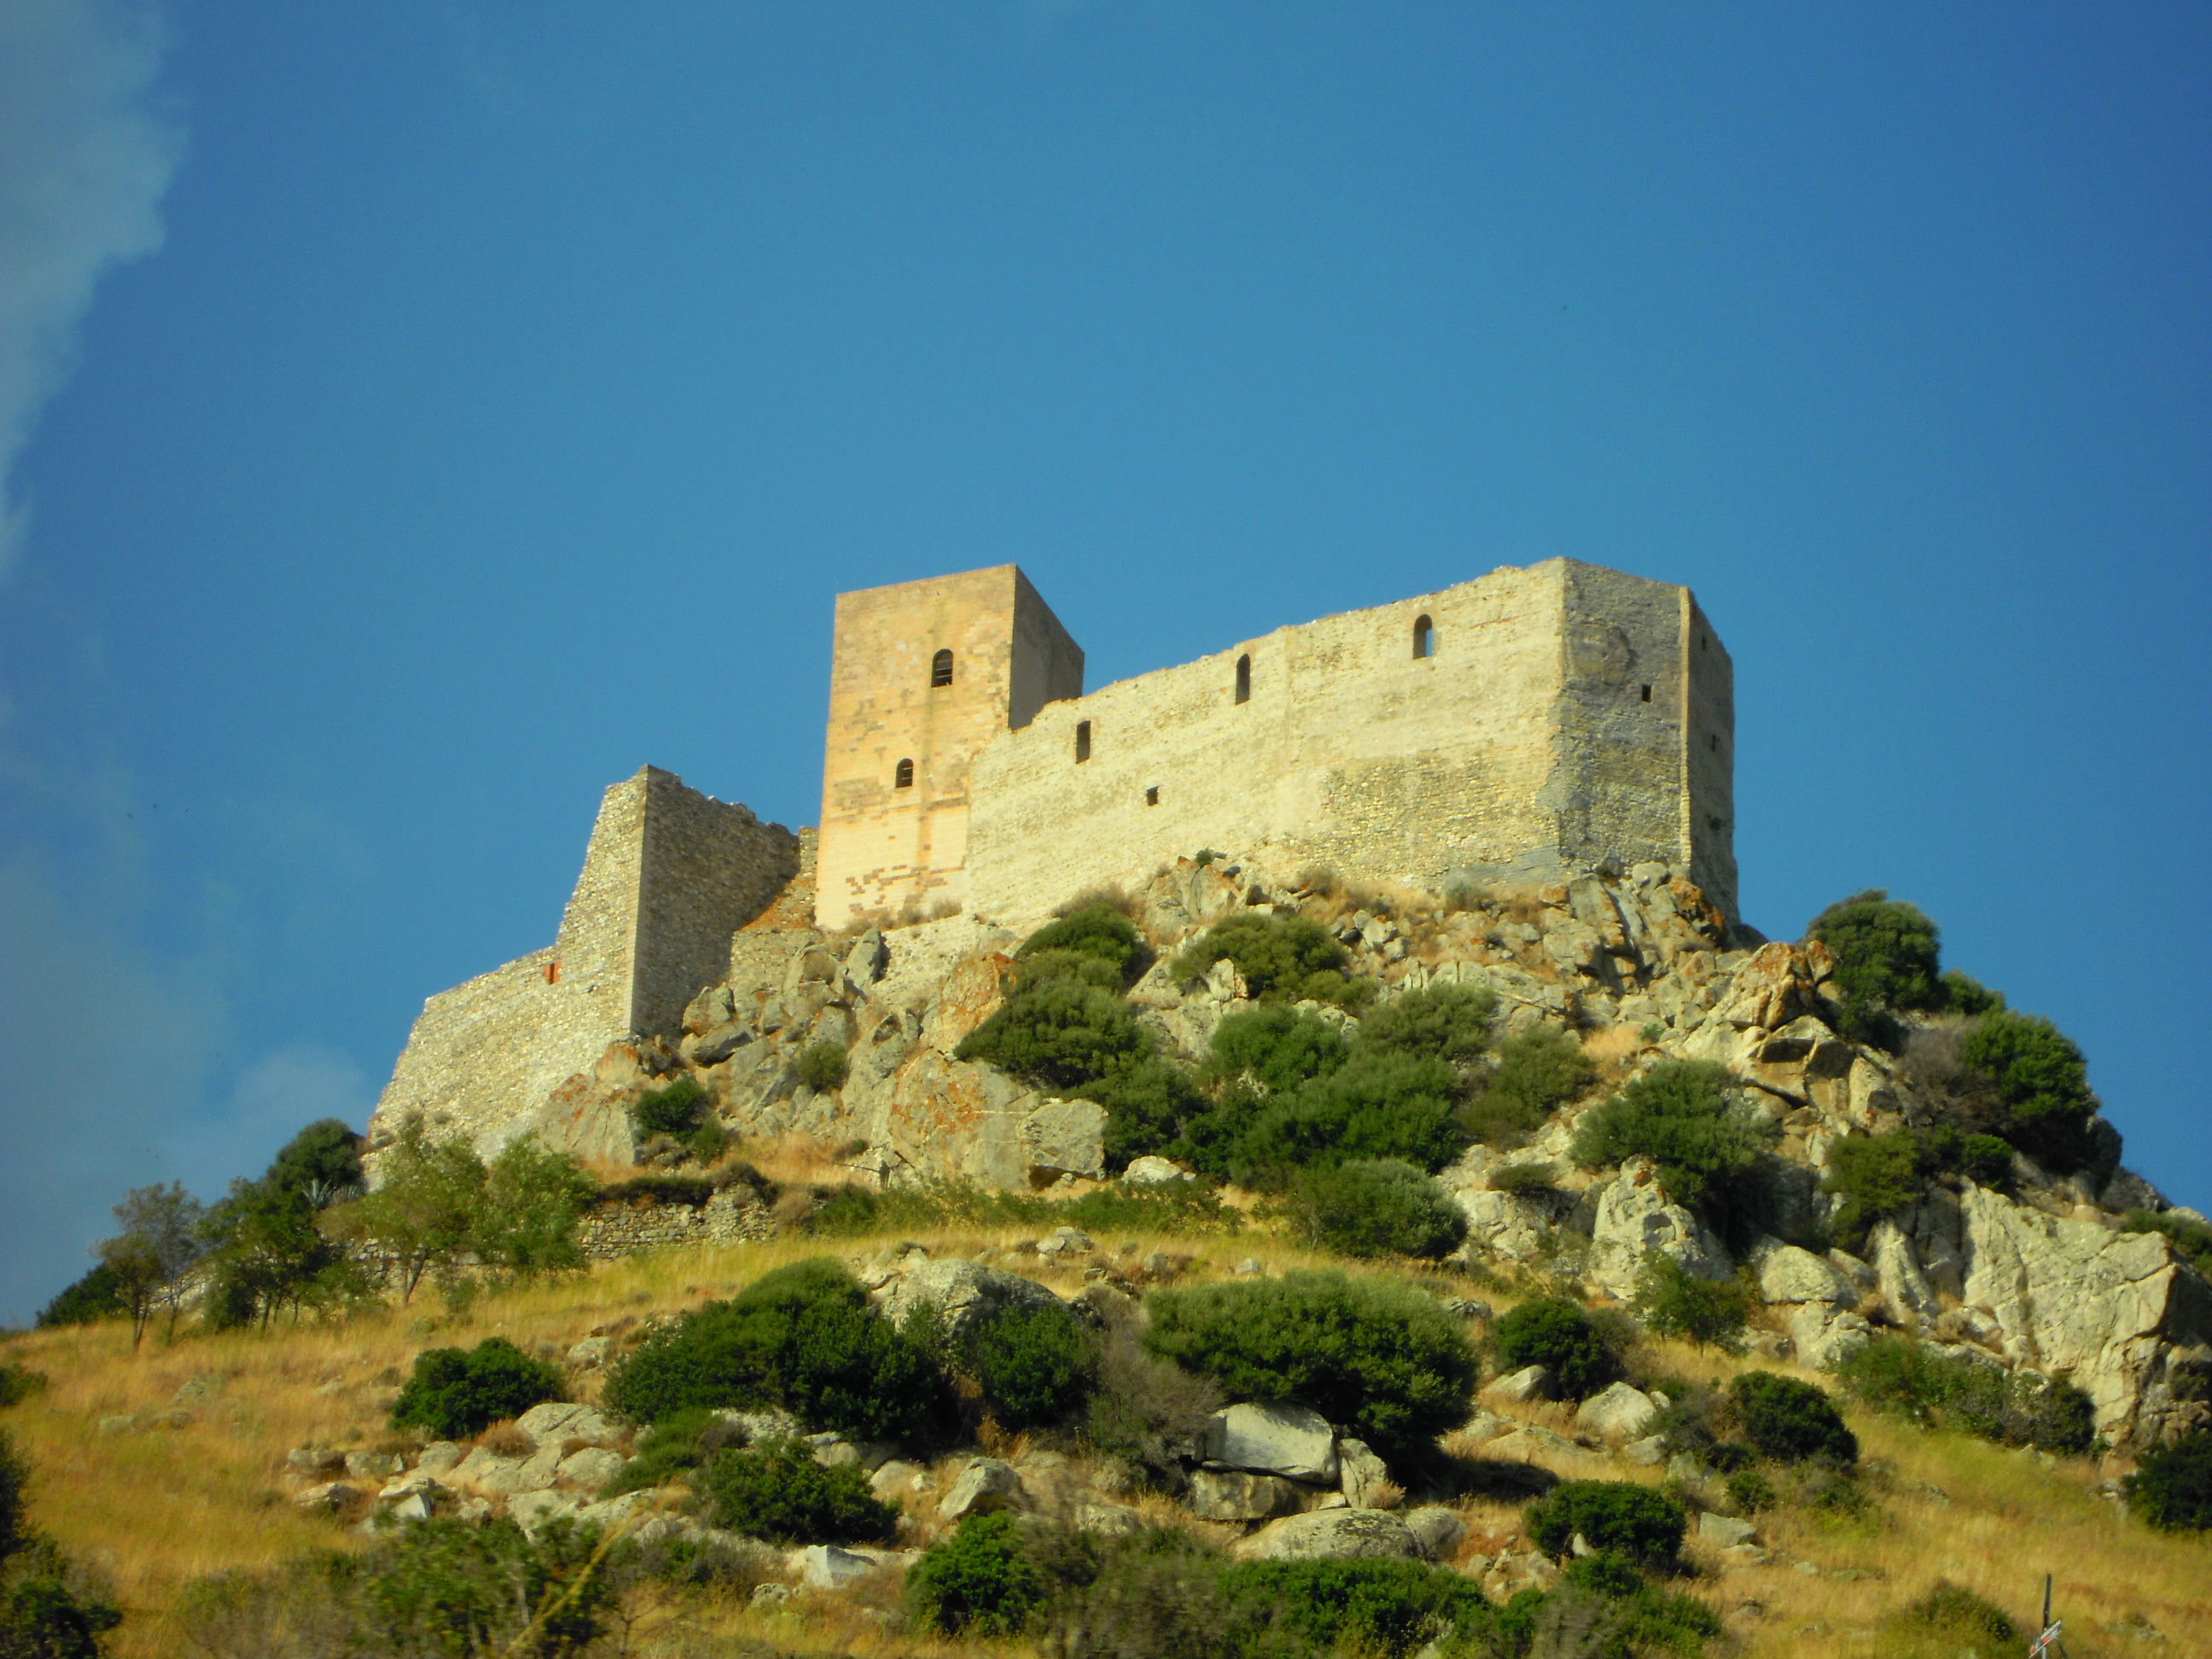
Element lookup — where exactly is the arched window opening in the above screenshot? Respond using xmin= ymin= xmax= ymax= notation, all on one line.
xmin=930 ymin=649 xmax=954 ymax=688
xmin=1412 ymin=614 xmax=1435 ymax=659
xmin=894 ymin=758 xmax=915 ymax=789
xmin=1074 ymin=720 xmax=1091 ymax=763
xmin=1234 ymin=654 xmax=1251 ymax=704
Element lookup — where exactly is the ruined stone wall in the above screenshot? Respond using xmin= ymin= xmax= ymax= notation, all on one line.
xmin=370 ymin=768 xmax=797 ymax=1157
xmin=965 ymin=560 xmax=1738 ymax=928
xmin=816 ymin=566 xmax=1082 ymax=930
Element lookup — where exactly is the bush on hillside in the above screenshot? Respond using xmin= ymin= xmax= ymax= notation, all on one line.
xmin=1170 ymin=914 xmax=1367 ymax=1005
xmin=471 ymin=1138 xmax=596 ymax=1280
xmin=1807 ymin=889 xmax=1946 ymax=1042
xmin=1231 ymin=1050 xmax=1465 ymax=1184
xmin=263 ymin=1118 xmax=365 ymax=1208
xmin=0 ymin=1367 xmax=46 ymax=1411
xmin=1225 ymin=1557 xmax=1493 ymax=1657
xmin=602 ymin=1258 xmax=950 ymax=1441
xmin=33 ymin=1265 xmax=125 ymax=1330
xmin=701 ymin=1438 xmax=899 ymax=1545
xmin=1569 ymin=1060 xmax=1767 ymax=1219
xmin=1018 ymin=905 xmax=1146 ymax=982
xmin=1824 ymin=1131 xmax=1925 ymax=1251
xmin=1959 ymin=1009 xmax=2109 ymax=1178
xmin=1082 ymin=1322 xmax=1224 ymax=1483
xmin=1203 ymin=1004 xmax=1348 ymax=1095
xmin=1941 ymin=971 xmax=2005 ymax=1016
xmin=794 ymin=1041 xmax=850 ymax=1091
xmin=1957 ymin=1132 xmax=2016 ymax=1187
xmin=1144 ymin=1271 xmax=1476 ymax=1456
xmin=1633 ymin=1254 xmax=1755 ymax=1353
xmin=1523 ymin=1481 xmax=1688 ymax=1565
xmin=967 ymin=1301 xmax=1096 ymax=1430
xmin=632 ymin=1076 xmax=708 ymax=1138
xmin=955 ymin=975 xmax=1153 ymax=1089
xmin=1837 ymin=1336 xmax=2095 ymax=1456
xmin=389 ymin=1338 xmax=562 ymax=1441
xmin=1351 ymin=982 xmax=1497 ymax=1068
xmin=1492 ymin=1297 xmax=1618 ymax=1400
xmin=1877 ymin=1581 xmax=2018 ymax=1652
xmin=906 ymin=1513 xmax=1044 ymax=1636
xmin=1080 ymin=1057 xmax=1209 ymax=1169
xmin=2122 ymin=1429 xmax=2212 ymax=1532
xmin=1463 ymin=1025 xmax=1596 ymax=1144
xmin=1287 ymin=1159 xmax=1468 ymax=1260
xmin=600 ymin=1406 xmax=743 ymax=1497
xmin=1727 ymin=1372 xmax=1857 ymax=1465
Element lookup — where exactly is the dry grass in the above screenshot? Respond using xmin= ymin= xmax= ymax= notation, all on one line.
xmin=5 ymin=1228 xmax=2206 ymax=1659
xmin=1579 ymin=1022 xmax=1646 ymax=1081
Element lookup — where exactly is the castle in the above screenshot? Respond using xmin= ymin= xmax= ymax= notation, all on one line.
xmin=371 ymin=557 xmax=1734 ymax=1150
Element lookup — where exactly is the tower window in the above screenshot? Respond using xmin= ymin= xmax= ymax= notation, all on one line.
xmin=1234 ymin=654 xmax=1251 ymax=704
xmin=929 ymin=649 xmax=954 ymax=688
xmin=894 ymin=758 xmax=915 ymax=789
xmin=1074 ymin=720 xmax=1091 ymax=763
xmin=1640 ymin=684 xmax=1651 ymax=702
xmin=1412 ymin=614 xmax=1434 ymax=659
xmin=1709 ymin=735 xmax=1720 ymax=752
xmin=1144 ymin=786 xmax=1159 ymax=806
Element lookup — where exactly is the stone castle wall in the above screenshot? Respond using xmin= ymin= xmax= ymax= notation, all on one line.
xmin=370 ymin=768 xmax=797 ymax=1156
xmin=964 ymin=559 xmax=1735 ymax=927
xmin=816 ymin=566 xmax=1082 ymax=930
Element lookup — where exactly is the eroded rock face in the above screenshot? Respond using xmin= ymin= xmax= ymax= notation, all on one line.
xmin=1201 ymin=1403 xmax=1339 ymax=1483
xmin=1586 ymin=1161 xmax=1732 ymax=1298
xmin=1574 ymin=1382 xmax=1658 ymax=1442
xmin=1231 ymin=1509 xmax=1422 ymax=1563
xmin=870 ymin=1258 xmax=1064 ymax=1342
xmin=1019 ymin=1097 xmax=1108 ymax=1180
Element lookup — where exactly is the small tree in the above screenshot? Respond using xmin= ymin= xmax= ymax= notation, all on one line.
xmin=198 ymin=1178 xmax=352 ymax=1331
xmin=632 ymin=1077 xmax=707 ymax=1139
xmin=1806 ymin=889 xmax=1945 ymax=1040
xmin=2122 ymin=1429 xmax=2212 ymax=1532
xmin=701 ymin=1438 xmax=899 ymax=1544
xmin=95 ymin=1183 xmax=205 ymax=1348
xmin=390 ymin=1337 xmax=563 ymax=1441
xmin=1727 ymin=1372 xmax=1857 ymax=1465
xmin=1352 ymin=982 xmax=1498 ymax=1068
xmin=794 ymin=1042 xmax=850 ymax=1091
xmin=1170 ymin=913 xmax=1364 ymax=1004
xmin=966 ymin=1302 xmax=1095 ymax=1430
xmin=1960 ymin=1009 xmax=2107 ymax=1177
xmin=1288 ymin=1159 xmax=1468 ymax=1260
xmin=1823 ymin=1131 xmax=1924 ymax=1252
xmin=341 ymin=1117 xmax=485 ymax=1303
xmin=1492 ymin=1297 xmax=1616 ymax=1399
xmin=1464 ymin=1025 xmax=1596 ymax=1144
xmin=472 ymin=1138 xmax=594 ymax=1280
xmin=264 ymin=1119 xmax=365 ymax=1208
xmin=907 ymin=1513 xmax=1044 ymax=1636
xmin=1633 ymin=1254 xmax=1755 ymax=1353
xmin=1523 ymin=1481 xmax=1688 ymax=1565
xmin=1569 ymin=1060 xmax=1766 ymax=1219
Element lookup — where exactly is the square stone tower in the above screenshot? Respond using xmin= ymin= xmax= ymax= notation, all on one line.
xmin=816 ymin=565 xmax=1083 ymax=930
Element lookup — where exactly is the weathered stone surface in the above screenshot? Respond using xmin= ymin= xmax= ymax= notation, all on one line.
xmin=1123 ymin=1155 xmax=1193 ymax=1185
xmin=1336 ymin=1438 xmax=1398 ymax=1510
xmin=557 ymin=1447 xmax=626 ymax=1489
xmin=345 ymin=1450 xmax=405 ymax=1480
xmin=1574 ymin=1382 xmax=1659 ymax=1441
xmin=870 ymin=1259 xmax=1063 ymax=1342
xmin=1019 ymin=1097 xmax=1108 ymax=1179
xmin=872 ymin=1051 xmax=1034 ymax=1189
xmin=1697 ymin=1512 xmax=1758 ymax=1547
xmin=1482 ymin=1365 xmax=1552 ymax=1405
xmin=1230 ymin=1509 xmax=1423 ymax=1563
xmin=938 ymin=1458 xmax=1026 ymax=1521
xmin=1202 ymin=1403 xmax=1339 ymax=1482
xmin=1451 ymin=1189 xmax=1556 ymax=1262
xmin=1788 ymin=1301 xmax=1872 ymax=1371
xmin=1752 ymin=1239 xmax=1854 ymax=1306
xmin=416 ymin=1441 xmax=465 ymax=1476
xmin=1402 ymin=1505 xmax=1466 ymax=1560
xmin=508 ymin=1490 xmax=581 ymax=1533
xmin=1587 ymin=1161 xmax=1732 ymax=1297
xmin=1074 ymin=1501 xmax=1144 ymax=1535
xmin=1187 ymin=1469 xmax=1303 ymax=1521
xmin=517 ymin=1402 xmax=620 ymax=1447
xmin=791 ymin=1544 xmax=876 ymax=1590
xmin=1867 ymin=1220 xmax=1940 ymax=1324
xmin=293 ymin=1481 xmax=362 ymax=1512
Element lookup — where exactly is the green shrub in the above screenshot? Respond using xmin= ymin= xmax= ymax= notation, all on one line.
xmin=1879 ymin=1580 xmax=2017 ymax=1650
xmin=264 ymin=1118 xmax=366 ymax=1209
xmin=1959 ymin=1132 xmax=2015 ymax=1186
xmin=1493 ymin=1296 xmax=1617 ymax=1400
xmin=1080 ymin=1057 xmax=1209 ymax=1169
xmin=1171 ymin=914 xmax=1365 ymax=1004
xmin=599 ymin=1406 xmax=735 ymax=1496
xmin=0 ymin=1533 xmax=123 ymax=1659
xmin=0 ymin=1366 xmax=47 ymax=1411
xmin=1464 ymin=1026 xmax=1596 ymax=1144
xmin=794 ymin=1042 xmax=849 ymax=1091
xmin=700 ymin=1437 xmax=899 ymax=1544
xmin=1569 ymin=1060 xmax=1766 ymax=1218
xmin=1960 ymin=1009 xmax=2107 ymax=1177
xmin=1487 ymin=1161 xmax=1560 ymax=1196
xmin=1288 ymin=1159 xmax=1468 ymax=1260
xmin=2123 ymin=1429 xmax=2212 ymax=1531
xmin=1062 ymin=1181 xmax=1236 ymax=1236
xmin=2121 ymin=1210 xmax=2212 ymax=1278
xmin=1144 ymin=1271 xmax=1476 ymax=1456
xmin=389 ymin=1338 xmax=562 ymax=1441
xmin=955 ymin=975 xmax=1152 ymax=1088
xmin=1224 ymin=1557 xmax=1493 ymax=1657
xmin=907 ymin=1513 xmax=1045 ymax=1636
xmin=1940 ymin=971 xmax=2005 ymax=1016
xmin=1019 ymin=905 xmax=1146 ymax=982
xmin=632 ymin=1076 xmax=707 ymax=1138
xmin=1523 ymin=1481 xmax=1688 ymax=1565
xmin=32 ymin=1266 xmax=125 ymax=1330
xmin=1083 ymin=1323 xmax=1225 ymax=1483
xmin=1352 ymin=982 xmax=1497 ymax=1068
xmin=1203 ymin=1005 xmax=1348 ymax=1095
xmin=1823 ymin=1131 xmax=1924 ymax=1251
xmin=1727 ymin=1372 xmax=1857 ymax=1464
xmin=602 ymin=1258 xmax=949 ymax=1441
xmin=1633 ymin=1254 xmax=1755 ymax=1353
xmin=968 ymin=1302 xmax=1095 ymax=1430
xmin=1232 ymin=1050 xmax=1465 ymax=1183
xmin=1807 ymin=889 xmax=1945 ymax=1039
xmin=1725 ymin=1469 xmax=1775 ymax=1513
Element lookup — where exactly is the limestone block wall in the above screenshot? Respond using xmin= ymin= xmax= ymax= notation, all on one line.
xmin=965 ymin=560 xmax=1737 ymax=928
xmin=370 ymin=767 xmax=798 ymax=1156
xmin=817 ymin=565 xmax=1082 ymax=929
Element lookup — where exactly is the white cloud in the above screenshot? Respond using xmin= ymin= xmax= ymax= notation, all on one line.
xmin=0 ymin=0 xmax=182 ymax=573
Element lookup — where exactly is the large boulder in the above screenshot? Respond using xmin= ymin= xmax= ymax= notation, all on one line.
xmin=937 ymin=1458 xmax=1026 ymax=1522
xmin=1586 ymin=1161 xmax=1732 ymax=1298
xmin=1019 ymin=1098 xmax=1108 ymax=1181
xmin=1574 ymin=1382 xmax=1659 ymax=1442
xmin=1750 ymin=1240 xmax=1854 ymax=1307
xmin=1187 ymin=1470 xmax=1303 ymax=1522
xmin=516 ymin=1402 xmax=621 ymax=1447
xmin=870 ymin=1258 xmax=1064 ymax=1342
xmin=1201 ymin=1403 xmax=1339 ymax=1483
xmin=1451 ymin=1190 xmax=1556 ymax=1262
xmin=1231 ymin=1510 xmax=1422 ymax=1563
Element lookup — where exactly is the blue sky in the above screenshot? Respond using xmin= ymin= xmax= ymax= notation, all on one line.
xmin=2 ymin=2 xmax=2206 ymax=1322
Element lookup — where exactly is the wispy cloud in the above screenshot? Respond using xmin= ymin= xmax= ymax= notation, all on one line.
xmin=0 ymin=0 xmax=183 ymax=574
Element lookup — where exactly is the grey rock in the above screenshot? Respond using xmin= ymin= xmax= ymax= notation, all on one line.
xmin=1481 ymin=1364 xmax=1552 ymax=1405
xmin=715 ymin=1405 xmax=805 ymax=1443
xmin=345 ymin=1450 xmax=406 ymax=1480
xmin=566 ymin=1336 xmax=610 ymax=1371
xmin=869 ymin=1459 xmax=925 ymax=1502
xmin=938 ymin=1458 xmax=1025 ymax=1521
xmin=1588 ymin=1161 xmax=1732 ymax=1297
xmin=1074 ymin=1502 xmax=1144 ymax=1535
xmin=1202 ymin=1402 xmax=1338 ymax=1482
xmin=791 ymin=1544 xmax=876 ymax=1590
xmin=509 ymin=1489 xmax=581 ymax=1534
xmin=1751 ymin=1239 xmax=1854 ymax=1306
xmin=1122 ymin=1155 xmax=1193 ymax=1185
xmin=1698 ymin=1512 xmax=1758 ymax=1547
xmin=1787 ymin=1301 xmax=1872 ymax=1371
xmin=1233 ymin=1257 xmax=1263 ymax=1275
xmin=416 ymin=1441 xmax=465 ymax=1476
xmin=871 ymin=1258 xmax=1065 ymax=1342
xmin=844 ymin=929 xmax=888 ymax=985
xmin=1574 ymin=1382 xmax=1659 ymax=1441
xmin=1036 ymin=1225 xmax=1095 ymax=1258
xmin=294 ymin=1481 xmax=362 ymax=1512
xmin=516 ymin=1402 xmax=620 ymax=1447
xmin=691 ymin=1021 xmax=752 ymax=1067
xmin=286 ymin=1443 xmax=341 ymax=1472
xmin=1621 ymin=1435 xmax=1668 ymax=1466
xmin=1336 ymin=1437 xmax=1398 ymax=1510
xmin=1188 ymin=1469 xmax=1303 ymax=1521
xmin=1020 ymin=1098 xmax=1109 ymax=1180
xmin=557 ymin=1447 xmax=626 ymax=1489
xmin=1868 ymin=1219 xmax=1940 ymax=1324
xmin=751 ymin=1582 xmax=792 ymax=1608
xmin=1231 ymin=1509 xmax=1423 ymax=1563
xmin=1402 ymin=1505 xmax=1466 ymax=1560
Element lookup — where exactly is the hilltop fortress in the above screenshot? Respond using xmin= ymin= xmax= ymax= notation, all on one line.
xmin=372 ymin=557 xmax=1736 ymax=1151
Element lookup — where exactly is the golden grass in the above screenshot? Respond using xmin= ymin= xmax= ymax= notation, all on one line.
xmin=4 ymin=1230 xmax=2206 ymax=1659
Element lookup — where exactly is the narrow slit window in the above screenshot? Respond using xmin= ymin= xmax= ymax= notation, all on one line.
xmin=1709 ymin=735 xmax=1720 ymax=753
xmin=1074 ymin=720 xmax=1091 ymax=763
xmin=1412 ymin=614 xmax=1434 ymax=659
xmin=929 ymin=649 xmax=954 ymax=688
xmin=1640 ymin=684 xmax=1652 ymax=702
xmin=1234 ymin=654 xmax=1251 ymax=704
xmin=894 ymin=758 xmax=915 ymax=789
xmin=1144 ymin=786 xmax=1160 ymax=806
